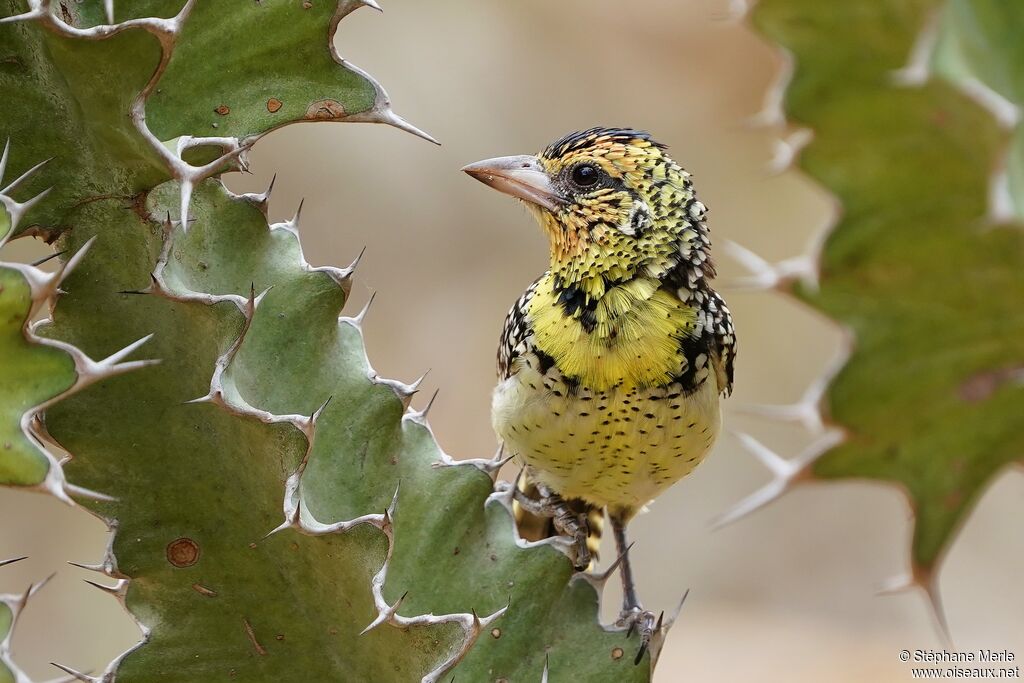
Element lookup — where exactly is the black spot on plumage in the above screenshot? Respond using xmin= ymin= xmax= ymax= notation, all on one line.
xmin=535 ymin=349 xmax=556 ymax=375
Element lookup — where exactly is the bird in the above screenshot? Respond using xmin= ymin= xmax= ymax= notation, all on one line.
xmin=462 ymin=127 xmax=735 ymax=663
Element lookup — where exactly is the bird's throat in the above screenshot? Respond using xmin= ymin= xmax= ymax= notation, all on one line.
xmin=526 ymin=273 xmax=697 ymax=392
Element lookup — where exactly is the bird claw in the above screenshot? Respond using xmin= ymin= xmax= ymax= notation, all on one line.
xmin=512 ymin=485 xmax=591 ymax=570
xmin=552 ymin=508 xmax=591 ymax=571
xmin=617 ymin=607 xmax=662 ymax=665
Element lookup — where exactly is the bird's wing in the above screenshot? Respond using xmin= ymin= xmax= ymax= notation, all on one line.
xmin=662 ymin=284 xmax=735 ymax=396
xmin=497 ymin=275 xmax=543 ymax=380
xmin=706 ymin=289 xmax=736 ymax=397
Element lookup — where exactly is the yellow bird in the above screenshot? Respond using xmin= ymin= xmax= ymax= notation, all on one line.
xmin=463 ymin=127 xmax=735 ymax=661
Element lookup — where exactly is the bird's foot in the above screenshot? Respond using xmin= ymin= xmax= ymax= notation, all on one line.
xmin=616 ymin=607 xmax=663 ymax=665
xmin=512 ymin=485 xmax=591 ymax=570
xmin=552 ymin=506 xmax=591 ymax=571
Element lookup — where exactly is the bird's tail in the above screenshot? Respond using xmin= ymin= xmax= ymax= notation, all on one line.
xmin=513 ymin=476 xmax=603 ymax=567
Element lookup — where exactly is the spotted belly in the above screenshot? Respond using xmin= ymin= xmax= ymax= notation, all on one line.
xmin=492 ymin=359 xmax=721 ymax=513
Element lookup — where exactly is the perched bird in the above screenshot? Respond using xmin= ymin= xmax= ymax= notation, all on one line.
xmin=463 ymin=127 xmax=735 ymax=661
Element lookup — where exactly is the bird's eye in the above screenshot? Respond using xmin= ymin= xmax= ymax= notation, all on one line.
xmin=570 ymin=164 xmax=600 ymax=188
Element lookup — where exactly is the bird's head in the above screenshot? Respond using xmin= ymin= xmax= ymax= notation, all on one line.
xmin=463 ymin=127 xmax=711 ymax=301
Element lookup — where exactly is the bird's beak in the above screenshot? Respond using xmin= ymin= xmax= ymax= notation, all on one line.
xmin=461 ymin=155 xmax=563 ymax=212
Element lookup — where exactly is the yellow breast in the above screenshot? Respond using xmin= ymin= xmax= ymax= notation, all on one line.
xmin=525 ymin=274 xmax=697 ymax=391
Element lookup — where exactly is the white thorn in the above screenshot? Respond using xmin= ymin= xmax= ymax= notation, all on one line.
xmin=100 ymin=333 xmax=154 ymax=366
xmin=359 ymin=590 xmax=407 ymax=636
xmin=0 ymin=156 xmax=51 ymax=195
xmin=735 ymin=431 xmax=795 ymax=478
xmin=0 ymin=138 xmax=8 ymax=181
xmin=407 ymin=389 xmax=438 ymax=423
xmin=734 ymin=398 xmax=825 ymax=434
xmin=377 ymin=108 xmax=439 ymax=145
xmin=726 ymin=0 xmax=751 ymax=22
xmin=83 ymin=578 xmax=128 ymax=598
xmin=386 ymin=482 xmax=401 ymax=523
xmin=988 ymin=164 xmax=1018 ymax=223
xmin=582 ymin=539 xmax=631 ymax=589
xmin=252 ymin=285 xmax=272 ymax=310
xmin=328 ymin=245 xmax=366 ymax=286
xmin=104 ymin=0 xmax=115 ymax=24
xmin=178 ymin=178 xmax=194 ymax=232
xmin=353 ymin=291 xmax=376 ymax=326
xmin=712 ymin=430 xmax=844 ymax=529
xmin=0 ymin=8 xmax=45 ymax=26
xmin=310 ymin=395 xmax=332 ymax=425
xmin=50 ymin=663 xmax=98 ymax=683
xmin=72 ymin=333 xmax=160 ymax=389
xmin=723 ymin=239 xmax=773 ymax=286
xmin=58 ymin=236 xmax=97 ymax=285
xmin=722 ymin=239 xmax=817 ymax=291
xmin=747 ymin=49 xmax=793 ymax=129
xmin=541 ymin=654 xmax=550 ymax=683
xmin=923 ymin=576 xmax=953 ymax=648
xmin=767 ymin=128 xmax=813 ymax=174
xmin=955 ymin=77 xmax=1022 ymax=129
xmin=406 ymin=371 xmax=428 ymax=395
xmin=0 ymin=556 xmax=27 ymax=568
xmin=347 ymin=245 xmax=367 ymax=273
xmin=62 ymin=483 xmax=117 ymax=503
xmin=890 ymin=8 xmax=940 ymax=87
xmin=66 ymin=560 xmax=111 ymax=576
xmin=876 ymin=572 xmax=915 ymax=596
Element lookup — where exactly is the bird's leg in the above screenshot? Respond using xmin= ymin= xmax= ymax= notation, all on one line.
xmin=610 ymin=512 xmax=659 ymax=665
xmin=512 ymin=480 xmax=591 ymax=571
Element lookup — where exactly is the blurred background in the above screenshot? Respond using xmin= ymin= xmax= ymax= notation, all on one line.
xmin=2 ymin=1 xmax=1022 ymax=680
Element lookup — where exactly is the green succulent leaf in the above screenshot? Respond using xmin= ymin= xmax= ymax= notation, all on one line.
xmin=932 ymin=0 xmax=1024 ymax=217
xmin=1 ymin=1 xmax=643 ymax=680
xmin=0 ymin=559 xmax=50 ymax=683
xmin=0 ymin=599 xmax=13 ymax=683
xmin=0 ymin=0 xmax=167 ymax=239
xmin=751 ymin=0 xmax=1024 ymax=585
xmin=0 ymin=263 xmax=76 ymax=487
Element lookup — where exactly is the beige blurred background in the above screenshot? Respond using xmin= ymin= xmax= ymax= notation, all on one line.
xmin=2 ymin=1 xmax=1022 ymax=681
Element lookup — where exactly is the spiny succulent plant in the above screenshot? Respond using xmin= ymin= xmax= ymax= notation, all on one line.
xmin=0 ymin=1 xmax=654 ymax=680
xmin=724 ymin=0 xmax=1024 ymax=636
xmin=1 ymin=557 xmax=73 ymax=683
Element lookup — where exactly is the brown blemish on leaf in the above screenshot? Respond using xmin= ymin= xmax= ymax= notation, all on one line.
xmin=243 ymin=618 xmax=267 ymax=655
xmin=304 ymin=99 xmax=346 ymax=120
xmin=267 ymin=98 xmax=283 ymax=113
xmin=166 ymin=537 xmax=200 ymax=567
xmin=958 ymin=365 xmax=1024 ymax=403
xmin=490 ymin=627 xmax=501 ymax=639
xmin=20 ymin=225 xmax=62 ymax=244
xmin=214 ymin=104 xmax=230 ymax=116
xmin=611 ymin=647 xmax=624 ymax=660
xmin=302 ymin=1 xmax=313 ymax=7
